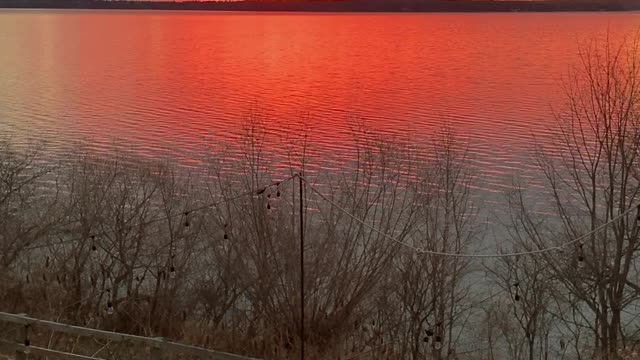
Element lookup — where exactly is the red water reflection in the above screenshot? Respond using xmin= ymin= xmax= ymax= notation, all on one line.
xmin=0 ymin=10 xmax=638 ymax=187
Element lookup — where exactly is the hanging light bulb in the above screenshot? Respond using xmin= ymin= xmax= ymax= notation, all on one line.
xmin=515 ymin=293 xmax=521 ymax=302
xmin=45 ymin=256 xmax=49 ymax=268
xmin=23 ymin=336 xmax=31 ymax=355
xmin=91 ymin=235 xmax=97 ymax=252
xmin=423 ymin=336 xmax=429 ymax=343
xmin=107 ymin=301 xmax=114 ymax=315
xmin=169 ymin=265 xmax=176 ymax=279
xmin=184 ymin=212 xmax=190 ymax=227
xmin=434 ymin=335 xmax=443 ymax=350
xmin=578 ymin=243 xmax=584 ymax=268
xmin=267 ymin=202 xmax=271 ymax=210
xmin=577 ymin=242 xmax=585 ymax=268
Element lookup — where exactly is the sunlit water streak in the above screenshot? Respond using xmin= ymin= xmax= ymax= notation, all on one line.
xmin=0 ymin=10 xmax=638 ymax=216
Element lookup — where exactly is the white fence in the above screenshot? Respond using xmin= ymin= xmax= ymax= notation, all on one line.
xmin=0 ymin=312 xmax=260 ymax=360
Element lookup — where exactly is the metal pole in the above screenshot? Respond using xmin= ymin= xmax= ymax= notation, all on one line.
xmin=299 ymin=173 xmax=305 ymax=360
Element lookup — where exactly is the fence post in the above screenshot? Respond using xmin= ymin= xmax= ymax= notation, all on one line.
xmin=151 ymin=337 xmax=164 ymax=360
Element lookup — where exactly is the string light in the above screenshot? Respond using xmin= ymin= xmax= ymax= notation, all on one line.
xmin=23 ymin=325 xmax=31 ymax=355
xmin=298 ymin=175 xmax=637 ymax=259
xmin=169 ymin=255 xmax=176 ymax=279
xmin=106 ymin=301 xmax=114 ymax=315
xmin=424 ymin=327 xmax=435 ymax=349
xmin=20 ymin=176 xmax=295 ymax=253
xmin=513 ymin=282 xmax=521 ymax=302
xmin=184 ymin=211 xmax=190 ymax=227
xmin=577 ymin=243 xmax=585 ymax=268
xmin=265 ymin=189 xmax=272 ymax=209
xmin=434 ymin=335 xmax=443 ymax=350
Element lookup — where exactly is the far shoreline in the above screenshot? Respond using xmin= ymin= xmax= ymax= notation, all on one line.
xmin=3 ymin=8 xmax=640 ymax=14
xmin=2 ymin=0 xmax=640 ymax=13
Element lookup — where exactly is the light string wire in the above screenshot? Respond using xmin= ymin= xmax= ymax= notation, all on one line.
xmin=298 ymin=174 xmax=638 ymax=258
xmin=20 ymin=171 xmax=631 ymax=258
xmin=21 ymin=175 xmax=296 ymax=252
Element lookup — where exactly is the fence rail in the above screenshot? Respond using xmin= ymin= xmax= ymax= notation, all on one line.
xmin=0 ymin=312 xmax=260 ymax=360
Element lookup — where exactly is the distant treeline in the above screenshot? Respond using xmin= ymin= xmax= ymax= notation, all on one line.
xmin=0 ymin=0 xmax=638 ymax=12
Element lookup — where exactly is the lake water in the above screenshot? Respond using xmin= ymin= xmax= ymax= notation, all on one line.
xmin=0 ymin=10 xmax=639 ymax=199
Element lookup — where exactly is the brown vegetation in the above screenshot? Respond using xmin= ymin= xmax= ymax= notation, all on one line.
xmin=1 ymin=33 xmax=639 ymax=360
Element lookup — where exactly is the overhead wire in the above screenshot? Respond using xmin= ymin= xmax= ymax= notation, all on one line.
xmin=19 ymin=171 xmax=634 ymax=258
xmin=21 ymin=175 xmax=295 ymax=252
xmin=298 ymin=174 xmax=638 ymax=258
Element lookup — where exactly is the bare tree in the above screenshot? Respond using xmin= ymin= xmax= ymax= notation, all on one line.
xmin=507 ymin=32 xmax=640 ymax=359
xmin=487 ymin=250 xmax=556 ymax=360
xmin=385 ymin=131 xmax=479 ymax=360
xmin=0 ymin=141 xmax=62 ymax=315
